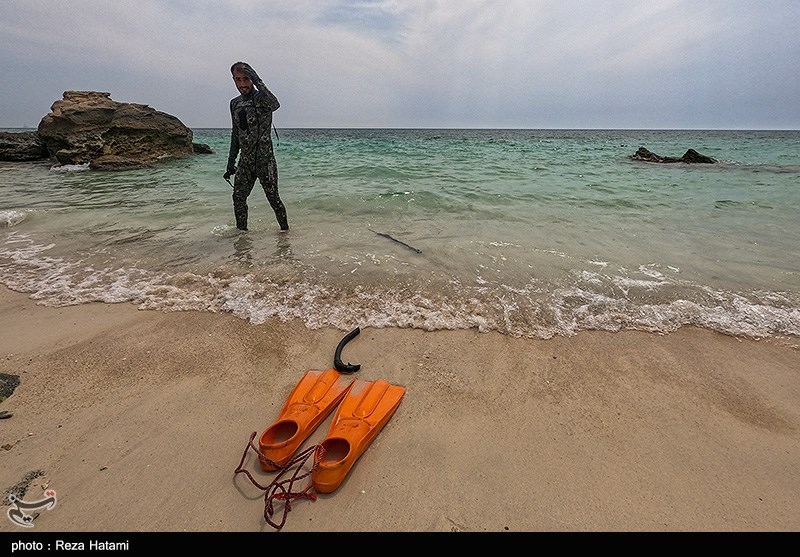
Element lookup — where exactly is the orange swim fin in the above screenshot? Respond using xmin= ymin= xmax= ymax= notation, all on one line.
xmin=312 ymin=379 xmax=406 ymax=494
xmin=258 ymin=369 xmax=355 ymax=471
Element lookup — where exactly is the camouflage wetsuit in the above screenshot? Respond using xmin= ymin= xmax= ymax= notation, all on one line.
xmin=226 ymin=78 xmax=288 ymax=231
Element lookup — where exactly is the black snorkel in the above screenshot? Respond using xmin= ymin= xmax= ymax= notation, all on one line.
xmin=333 ymin=327 xmax=361 ymax=373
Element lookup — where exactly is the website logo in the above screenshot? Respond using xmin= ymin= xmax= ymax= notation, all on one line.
xmin=6 ymin=490 xmax=57 ymax=528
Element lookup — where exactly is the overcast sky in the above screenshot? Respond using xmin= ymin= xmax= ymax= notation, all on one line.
xmin=2 ymin=0 xmax=799 ymax=129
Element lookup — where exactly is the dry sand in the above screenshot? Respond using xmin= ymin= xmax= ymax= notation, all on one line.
xmin=0 ymin=285 xmax=798 ymax=533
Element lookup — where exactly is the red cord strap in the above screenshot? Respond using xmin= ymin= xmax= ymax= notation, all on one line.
xmin=234 ymin=431 xmax=324 ymax=530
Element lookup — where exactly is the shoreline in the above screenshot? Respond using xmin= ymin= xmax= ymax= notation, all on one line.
xmin=1 ymin=285 xmax=798 ymax=532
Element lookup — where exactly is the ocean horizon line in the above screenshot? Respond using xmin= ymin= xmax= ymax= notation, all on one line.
xmin=2 ymin=126 xmax=799 ymax=132
xmin=197 ymin=126 xmax=800 ymax=132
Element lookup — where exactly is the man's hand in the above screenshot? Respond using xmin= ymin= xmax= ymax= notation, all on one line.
xmin=224 ymin=164 xmax=236 ymax=181
xmin=242 ymin=64 xmax=261 ymax=84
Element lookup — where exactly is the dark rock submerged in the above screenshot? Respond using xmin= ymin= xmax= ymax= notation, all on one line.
xmin=0 ymin=131 xmax=49 ymax=161
xmin=631 ymin=147 xmax=718 ymax=164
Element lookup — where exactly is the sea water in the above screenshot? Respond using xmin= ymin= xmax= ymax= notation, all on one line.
xmin=1 ymin=128 xmax=799 ymax=340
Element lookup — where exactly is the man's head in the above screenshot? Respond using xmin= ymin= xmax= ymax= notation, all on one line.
xmin=231 ymin=62 xmax=253 ymax=96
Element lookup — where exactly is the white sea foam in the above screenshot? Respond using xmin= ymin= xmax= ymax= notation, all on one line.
xmin=638 ymin=264 xmax=666 ymax=279
xmin=210 ymin=224 xmax=237 ymax=236
xmin=50 ymin=163 xmax=90 ymax=172
xmin=2 ymin=237 xmax=798 ymax=341
xmin=588 ymin=260 xmax=609 ymax=267
xmin=0 ymin=210 xmax=28 ymax=228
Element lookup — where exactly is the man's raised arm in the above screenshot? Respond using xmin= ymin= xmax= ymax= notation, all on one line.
xmin=242 ymin=64 xmax=280 ymax=111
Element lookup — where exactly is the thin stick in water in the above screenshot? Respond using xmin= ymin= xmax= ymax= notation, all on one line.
xmin=368 ymin=228 xmax=422 ymax=254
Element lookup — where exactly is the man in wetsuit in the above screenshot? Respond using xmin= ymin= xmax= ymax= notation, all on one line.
xmin=224 ymin=61 xmax=288 ymax=232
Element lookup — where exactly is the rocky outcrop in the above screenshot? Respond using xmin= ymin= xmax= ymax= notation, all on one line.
xmin=0 ymin=131 xmax=48 ymax=161
xmin=631 ymin=147 xmax=717 ymax=164
xmin=37 ymin=91 xmax=197 ymax=170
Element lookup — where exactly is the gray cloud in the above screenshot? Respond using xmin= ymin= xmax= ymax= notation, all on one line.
xmin=1 ymin=0 xmax=798 ymax=128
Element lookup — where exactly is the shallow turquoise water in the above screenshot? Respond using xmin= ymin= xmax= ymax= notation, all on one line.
xmin=1 ymin=128 xmax=799 ymax=339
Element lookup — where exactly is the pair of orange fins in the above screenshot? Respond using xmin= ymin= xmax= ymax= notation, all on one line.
xmin=258 ymin=368 xmax=405 ymax=493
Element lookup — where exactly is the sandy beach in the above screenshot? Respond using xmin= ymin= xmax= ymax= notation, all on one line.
xmin=0 ymin=284 xmax=798 ymax=533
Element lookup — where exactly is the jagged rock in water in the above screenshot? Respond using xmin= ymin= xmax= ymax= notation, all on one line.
xmin=0 ymin=131 xmax=48 ymax=161
xmin=192 ymin=142 xmax=214 ymax=154
xmin=631 ymin=146 xmax=717 ymax=164
xmin=37 ymin=91 xmax=195 ymax=170
xmin=680 ymin=148 xmax=717 ymax=164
